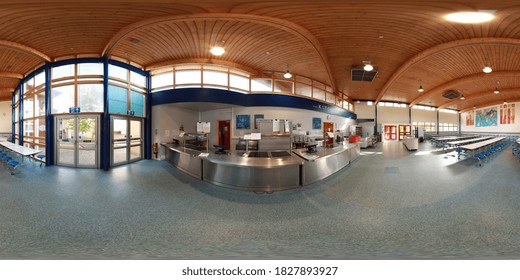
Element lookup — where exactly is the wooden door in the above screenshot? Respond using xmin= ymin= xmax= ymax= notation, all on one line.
xmin=323 ymin=122 xmax=334 ymax=133
xmin=384 ymin=125 xmax=397 ymax=141
xmin=217 ymin=120 xmax=231 ymax=150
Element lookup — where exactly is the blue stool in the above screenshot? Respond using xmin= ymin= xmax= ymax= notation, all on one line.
xmin=7 ymin=160 xmax=20 ymax=175
xmin=36 ymin=154 xmax=45 ymax=167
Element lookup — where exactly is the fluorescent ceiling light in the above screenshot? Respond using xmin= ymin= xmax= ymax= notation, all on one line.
xmin=210 ymin=46 xmax=225 ymax=56
xmin=444 ymin=11 xmax=495 ymax=24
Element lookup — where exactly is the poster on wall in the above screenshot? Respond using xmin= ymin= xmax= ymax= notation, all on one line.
xmin=254 ymin=114 xmax=264 ymax=129
xmin=475 ymin=107 xmax=498 ymax=127
xmin=236 ymin=114 xmax=251 ymax=129
xmin=466 ymin=111 xmax=475 ymax=126
xmin=500 ymin=104 xmax=515 ymax=125
xmin=312 ymin=117 xmax=322 ymax=130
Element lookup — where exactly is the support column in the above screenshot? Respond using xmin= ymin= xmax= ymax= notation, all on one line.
xmin=144 ymin=71 xmax=152 ymax=159
xmin=44 ymin=63 xmax=54 ymax=166
xmin=101 ymin=57 xmax=111 ymax=171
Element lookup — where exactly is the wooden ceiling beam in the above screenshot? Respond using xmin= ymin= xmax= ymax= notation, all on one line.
xmin=375 ymin=38 xmax=520 ymax=105
xmin=0 ymin=40 xmax=51 ymax=62
xmin=409 ymin=71 xmax=520 ymax=107
xmin=102 ymin=13 xmax=337 ymax=93
xmin=0 ymin=72 xmax=23 ymax=79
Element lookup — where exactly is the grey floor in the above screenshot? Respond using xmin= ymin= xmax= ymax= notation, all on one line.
xmin=1 ymin=140 xmax=520 ymax=259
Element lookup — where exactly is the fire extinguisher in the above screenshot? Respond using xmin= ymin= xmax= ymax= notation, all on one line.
xmin=153 ymin=143 xmax=158 ymax=158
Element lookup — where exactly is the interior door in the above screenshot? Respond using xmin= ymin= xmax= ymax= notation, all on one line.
xmin=56 ymin=116 xmax=76 ymax=167
xmin=112 ymin=116 xmax=143 ymax=166
xmin=56 ymin=115 xmax=99 ymax=168
xmin=217 ymin=120 xmax=231 ymax=150
xmin=384 ymin=125 xmax=397 ymax=141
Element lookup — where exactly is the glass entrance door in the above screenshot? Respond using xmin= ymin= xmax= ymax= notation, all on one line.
xmin=56 ymin=115 xmax=99 ymax=168
xmin=111 ymin=116 xmax=143 ymax=167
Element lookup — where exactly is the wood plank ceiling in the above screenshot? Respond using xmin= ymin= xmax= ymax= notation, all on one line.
xmin=0 ymin=0 xmax=519 ymax=112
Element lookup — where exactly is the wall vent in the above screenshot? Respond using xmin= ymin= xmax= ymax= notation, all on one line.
xmin=351 ymin=66 xmax=377 ymax=82
xmin=442 ymin=90 xmax=460 ymax=99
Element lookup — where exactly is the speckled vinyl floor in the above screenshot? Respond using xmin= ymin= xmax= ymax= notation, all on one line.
xmin=1 ymin=141 xmax=520 ymax=259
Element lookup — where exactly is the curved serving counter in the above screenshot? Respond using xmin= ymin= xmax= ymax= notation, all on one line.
xmin=161 ymin=142 xmax=360 ymax=192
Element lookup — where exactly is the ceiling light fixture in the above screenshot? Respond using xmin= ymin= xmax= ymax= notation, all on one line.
xmin=483 ymin=66 xmax=493 ymax=73
xmin=418 ymin=85 xmax=424 ymax=92
xmin=460 ymin=94 xmax=465 ymax=100
xmin=444 ymin=11 xmax=495 ymax=24
xmin=494 ymin=81 xmax=500 ymax=94
xmin=504 ymin=100 xmax=508 ymax=104
xmin=210 ymin=46 xmax=225 ymax=56
xmin=362 ymin=58 xmax=374 ymax=72
xmin=283 ymin=64 xmax=292 ymax=79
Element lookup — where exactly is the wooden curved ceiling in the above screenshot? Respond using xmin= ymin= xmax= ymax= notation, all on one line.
xmin=0 ymin=0 xmax=520 ymax=114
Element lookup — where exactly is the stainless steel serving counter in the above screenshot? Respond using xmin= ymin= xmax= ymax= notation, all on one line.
xmin=161 ymin=141 xmax=360 ymax=191
xmin=162 ymin=143 xmax=203 ymax=179
xmin=202 ymin=151 xmax=303 ymax=192
xmin=293 ymin=143 xmax=360 ymax=185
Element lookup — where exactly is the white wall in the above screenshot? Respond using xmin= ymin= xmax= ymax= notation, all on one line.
xmin=411 ymin=108 xmax=436 ymax=123
xmin=0 ymin=101 xmax=11 ymax=133
xmin=461 ymin=102 xmax=520 ymax=133
xmin=377 ymin=105 xmax=409 ymax=124
xmin=439 ymin=111 xmax=459 ymax=124
xmin=354 ymin=102 xmax=375 ymax=119
xmin=152 ymin=105 xmax=198 ymax=159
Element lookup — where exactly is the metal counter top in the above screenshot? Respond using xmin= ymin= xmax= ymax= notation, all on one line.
xmin=293 ymin=142 xmax=358 ymax=161
xmin=162 ymin=143 xmax=304 ymax=167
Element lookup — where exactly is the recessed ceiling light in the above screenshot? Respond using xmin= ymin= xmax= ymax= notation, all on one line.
xmin=210 ymin=46 xmax=225 ymax=56
xmin=444 ymin=11 xmax=495 ymax=24
xmin=131 ymin=39 xmax=140 ymax=44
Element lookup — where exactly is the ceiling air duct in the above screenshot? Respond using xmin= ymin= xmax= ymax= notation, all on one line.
xmin=442 ymin=90 xmax=460 ymax=99
xmin=351 ymin=66 xmax=377 ymax=82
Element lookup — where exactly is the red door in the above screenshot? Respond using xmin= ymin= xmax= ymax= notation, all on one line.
xmin=217 ymin=120 xmax=231 ymax=150
xmin=384 ymin=125 xmax=397 ymax=141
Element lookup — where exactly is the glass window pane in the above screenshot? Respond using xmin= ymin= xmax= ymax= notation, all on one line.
xmin=23 ymin=97 xmax=34 ymax=119
xmin=14 ymin=104 xmax=19 ymax=122
xmin=274 ymin=80 xmax=294 ymax=93
xmin=78 ymin=63 xmax=103 ymax=75
xmin=152 ymin=72 xmax=173 ymax=90
xmin=14 ymin=89 xmax=19 ymax=104
xmin=35 ymin=92 xmax=46 ymax=117
xmin=35 ymin=72 xmax=45 ymax=86
xmin=326 ymin=92 xmax=336 ymax=104
xmin=130 ymin=91 xmax=145 ymax=117
xmin=36 ymin=118 xmax=45 ymax=139
xmin=78 ymin=84 xmax=104 ymax=112
xmin=52 ymin=65 xmax=75 ymax=80
xmin=251 ymin=79 xmax=272 ymax=92
xmin=176 ymin=70 xmax=201 ymax=85
xmin=23 ymin=120 xmax=34 ymax=137
xmin=24 ymin=78 xmax=34 ymax=92
xmin=109 ymin=65 xmax=128 ymax=81
xmin=230 ymin=74 xmax=249 ymax=91
xmin=295 ymin=83 xmax=312 ymax=97
xmin=313 ymin=88 xmax=325 ymax=101
xmin=109 ymin=85 xmax=128 ymax=114
xmin=51 ymin=85 xmax=75 ymax=114
xmin=130 ymin=71 xmax=146 ymax=88
xmin=203 ymin=70 xmax=228 ymax=86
